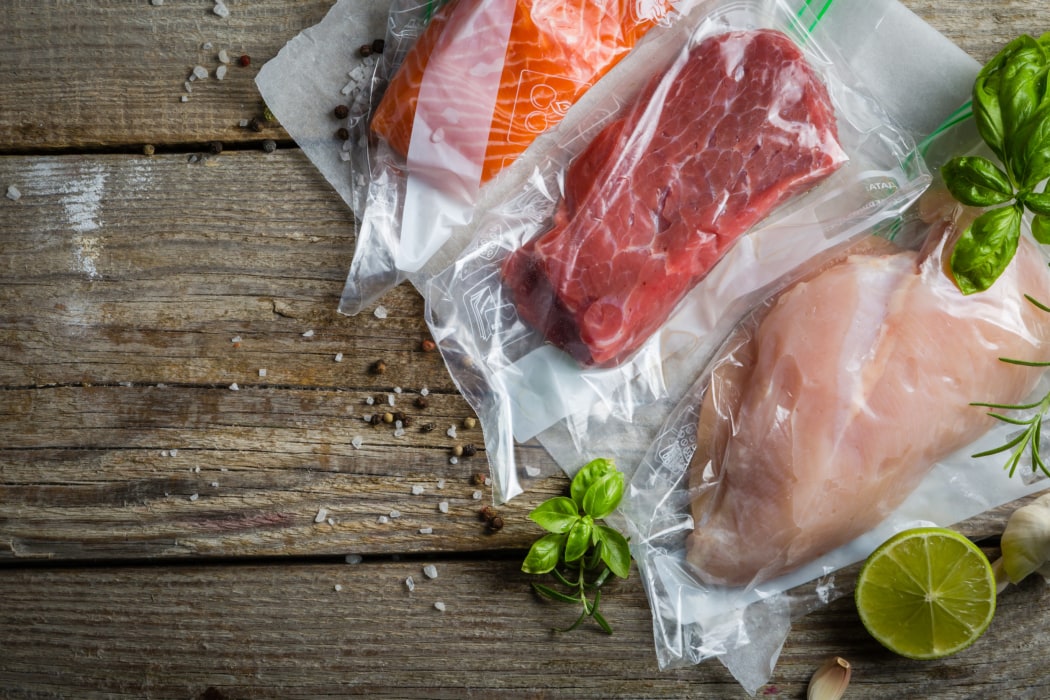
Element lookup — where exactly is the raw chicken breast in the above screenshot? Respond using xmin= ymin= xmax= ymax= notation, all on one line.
xmin=687 ymin=231 xmax=1050 ymax=587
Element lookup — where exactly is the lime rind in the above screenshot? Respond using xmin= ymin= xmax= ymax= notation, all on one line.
xmin=855 ymin=527 xmax=996 ymax=660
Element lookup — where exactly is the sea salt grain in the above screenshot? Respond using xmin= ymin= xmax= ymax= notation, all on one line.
xmin=373 ymin=305 xmax=388 ymax=319
xmin=189 ymin=493 xmax=199 ymax=502
xmin=212 ymin=1 xmax=230 ymax=18
xmin=411 ymin=485 xmax=424 ymax=496
xmin=334 ymin=584 xmax=343 ymax=592
xmin=351 ymin=436 xmax=363 ymax=449
xmin=449 ymin=457 xmax=459 ymax=465
xmin=231 ymin=335 xmax=241 ymax=344
xmin=393 ymin=427 xmax=405 ymax=438
xmin=446 ymin=425 xmax=457 ymax=439
xmin=192 ymin=65 xmax=209 ymax=80
xmin=436 ymin=479 xmax=445 ymax=489
xmin=218 ymin=49 xmax=230 ymax=64
xmin=472 ymin=490 xmax=483 ymax=500
xmin=314 ymin=508 xmax=329 ymax=523
xmin=434 ymin=601 xmax=446 ymax=612
xmin=438 ymin=501 xmax=449 ymax=514
xmin=405 ymin=576 xmax=415 ymax=592
xmin=377 ymin=515 xmax=389 ymax=524
xmin=525 ymin=465 xmax=541 ymax=477
xmin=387 ymin=394 xmax=395 ymax=407
xmin=334 ymin=353 xmax=343 ymax=362
xmin=228 ymin=383 xmax=239 ymax=391
xmin=423 ymin=564 xmax=438 ymax=579
xmin=418 ymin=527 xmax=433 ymax=535
xmin=345 ymin=554 xmax=363 ymax=564
xmin=389 ymin=509 xmax=401 ymax=519
xmin=169 ymin=449 xmax=178 ymax=457
xmin=302 ymin=329 xmax=315 ymax=338
xmin=215 ymin=64 xmax=227 ymax=81
xmin=258 ymin=368 xmax=267 ymax=377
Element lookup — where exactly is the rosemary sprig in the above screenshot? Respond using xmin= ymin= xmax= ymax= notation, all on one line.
xmin=972 ymin=295 xmax=1050 ymax=478
xmin=521 ymin=458 xmax=632 ymax=634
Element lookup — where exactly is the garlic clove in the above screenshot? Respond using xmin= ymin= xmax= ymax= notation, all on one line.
xmin=807 ymin=656 xmax=851 ymax=700
xmin=1001 ymin=493 xmax=1050 ymax=584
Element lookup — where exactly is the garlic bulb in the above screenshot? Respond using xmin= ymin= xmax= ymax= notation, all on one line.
xmin=1000 ymin=493 xmax=1050 ymax=585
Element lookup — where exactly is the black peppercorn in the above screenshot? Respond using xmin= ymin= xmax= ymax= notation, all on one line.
xmin=334 ymin=104 xmax=350 ymax=119
xmin=370 ymin=360 xmax=386 ymax=375
xmin=371 ymin=39 xmax=385 ymax=54
xmin=462 ymin=444 xmax=477 ymax=458
xmin=336 ymin=127 xmax=350 ymax=141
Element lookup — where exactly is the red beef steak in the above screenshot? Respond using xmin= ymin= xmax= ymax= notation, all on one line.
xmin=501 ymin=28 xmax=847 ymax=367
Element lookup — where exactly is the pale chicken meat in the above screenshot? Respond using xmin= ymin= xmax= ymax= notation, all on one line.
xmin=687 ymin=230 xmax=1050 ymax=587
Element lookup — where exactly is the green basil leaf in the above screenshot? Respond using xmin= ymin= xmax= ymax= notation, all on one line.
xmin=950 ymin=204 xmax=1024 ymax=294
xmin=582 ymin=471 xmax=625 ymax=520
xmin=596 ymin=525 xmax=632 ymax=579
xmin=1022 ymin=190 xmax=1050 ymax=217
xmin=941 ymin=156 xmax=1015 ymax=206
xmin=973 ymin=42 xmax=1012 ymax=159
xmin=528 ymin=496 xmax=580 ymax=534
xmin=1013 ymin=101 xmax=1050 ymax=188
xmin=522 ymin=532 xmax=566 ymax=574
xmin=997 ymin=36 xmax=1047 ymax=155
xmin=564 ymin=518 xmax=593 ymax=562
xmin=1033 ymin=213 xmax=1050 ymax=244
xmin=570 ymin=458 xmax=616 ymax=508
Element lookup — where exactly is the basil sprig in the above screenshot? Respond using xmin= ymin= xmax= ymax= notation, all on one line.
xmin=943 ymin=33 xmax=1050 ymax=294
xmin=521 ymin=458 xmax=632 ymax=634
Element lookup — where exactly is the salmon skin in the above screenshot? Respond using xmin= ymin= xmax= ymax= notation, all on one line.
xmin=369 ymin=0 xmax=669 ymax=184
xmin=502 ymin=29 xmax=847 ymax=368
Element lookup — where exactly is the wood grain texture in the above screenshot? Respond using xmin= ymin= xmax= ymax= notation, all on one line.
xmin=1 ymin=555 xmax=1048 ymax=699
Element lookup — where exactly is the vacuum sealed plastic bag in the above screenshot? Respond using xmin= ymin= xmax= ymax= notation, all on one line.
xmin=426 ymin=0 xmax=930 ymax=502
xmin=339 ymin=0 xmax=673 ymax=314
xmin=624 ymin=188 xmax=1050 ymax=689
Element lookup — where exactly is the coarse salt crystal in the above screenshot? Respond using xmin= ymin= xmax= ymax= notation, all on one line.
xmin=419 ymin=527 xmax=433 ymax=535
xmin=389 ymin=509 xmax=401 ymax=519
xmin=446 ymin=426 xmax=457 ymax=439
xmin=393 ymin=428 xmax=405 ymax=438
xmin=210 ymin=481 xmax=219 ymax=488
xmin=216 ymin=64 xmax=227 ymax=81
xmin=302 ymin=329 xmax=315 ymax=338
xmin=351 ymin=436 xmax=363 ymax=449
xmin=525 ymin=465 xmax=541 ymax=477
xmin=218 ymin=49 xmax=230 ymax=64
xmin=423 ymin=564 xmax=438 ymax=579
xmin=228 ymin=383 xmax=239 ymax=391
xmin=327 ymin=518 xmax=336 ymax=526
xmin=189 ymin=493 xmax=199 ymax=501
xmin=334 ymin=352 xmax=343 ymax=362
xmin=180 ymin=95 xmax=189 ymax=103
xmin=192 ymin=65 xmax=209 ymax=80
xmin=161 ymin=450 xmax=169 ymax=457
xmin=434 ymin=601 xmax=446 ymax=612
xmin=231 ymin=335 xmax=241 ymax=344
xmin=238 ymin=119 xmax=249 ymax=128
xmin=362 ymin=414 xmax=373 ymax=423
xmin=472 ymin=490 xmax=483 ymax=500
xmin=150 ymin=0 xmax=163 ymax=5
xmin=393 ymin=387 xmax=402 ymax=394
xmin=374 ymin=305 xmax=388 ymax=319
xmin=377 ymin=515 xmax=389 ymax=524
xmin=194 ymin=466 xmax=200 ymax=473
xmin=314 ymin=508 xmax=328 ymax=523
xmin=436 ymin=479 xmax=445 ymax=489
xmin=449 ymin=457 xmax=458 ymax=465
xmin=411 ymin=485 xmax=424 ymax=496
xmin=170 ymin=449 xmax=178 ymax=457
xmin=258 ymin=368 xmax=267 ymax=377
xmin=438 ymin=501 xmax=449 ymax=514
xmin=387 ymin=394 xmax=395 ymax=407
xmin=202 ymin=42 xmax=213 ymax=50
xmin=334 ymin=584 xmax=343 ymax=592
xmin=365 ymin=396 xmax=374 ymax=405
xmin=420 ymin=387 xmax=429 ymax=397
xmin=212 ymin=1 xmax=230 ymax=18
xmin=184 ymin=81 xmax=193 ymax=93
xmin=345 ymin=554 xmax=363 ymax=564
xmin=405 ymin=576 xmax=415 ymax=592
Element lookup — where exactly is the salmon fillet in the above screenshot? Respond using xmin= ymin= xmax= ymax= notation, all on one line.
xmin=369 ymin=0 xmax=669 ymax=184
xmin=686 ymin=232 xmax=1050 ymax=587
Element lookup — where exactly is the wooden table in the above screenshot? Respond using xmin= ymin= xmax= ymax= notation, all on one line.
xmin=3 ymin=2 xmax=1050 ymax=697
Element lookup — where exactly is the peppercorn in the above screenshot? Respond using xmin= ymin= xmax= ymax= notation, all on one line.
xmin=248 ymin=117 xmax=264 ymax=132
xmin=262 ymin=140 xmax=276 ymax=153
xmin=209 ymin=141 xmax=223 ymax=155
xmin=358 ymin=44 xmax=373 ymax=58
xmin=487 ymin=515 xmax=505 ymax=532
xmin=421 ymin=338 xmax=437 ymax=352
xmin=471 ymin=471 xmax=486 ymax=486
xmin=371 ymin=39 xmax=385 ymax=54
xmin=414 ymin=396 xmax=428 ymax=409
xmin=239 ymin=54 xmax=251 ymax=67
xmin=369 ymin=414 xmax=382 ymax=426
xmin=382 ymin=412 xmax=394 ymax=424
xmin=479 ymin=505 xmax=498 ymax=522
xmin=336 ymin=127 xmax=350 ymax=141
xmin=420 ymin=423 xmax=435 ymax=433
xmin=334 ymin=104 xmax=350 ymax=120
xmin=452 ymin=445 xmax=464 ymax=458
xmin=462 ymin=416 xmax=477 ymax=430
xmin=370 ymin=360 xmax=386 ymax=375
xmin=462 ymin=443 xmax=477 ymax=458
xmin=142 ymin=144 xmax=155 ymax=156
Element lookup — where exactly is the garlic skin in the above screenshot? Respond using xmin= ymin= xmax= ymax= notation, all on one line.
xmin=1000 ymin=493 xmax=1050 ymax=585
xmin=807 ymin=656 xmax=851 ymax=700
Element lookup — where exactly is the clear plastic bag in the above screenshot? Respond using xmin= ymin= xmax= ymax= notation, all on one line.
xmin=426 ymin=0 xmax=929 ymax=503
xmin=339 ymin=0 xmax=674 ymax=315
xmin=623 ymin=175 xmax=1050 ymax=692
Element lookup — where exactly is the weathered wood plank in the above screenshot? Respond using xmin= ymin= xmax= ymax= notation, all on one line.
xmin=0 ymin=554 xmax=1047 ymax=699
xmin=2 ymin=0 xmax=1049 ymax=153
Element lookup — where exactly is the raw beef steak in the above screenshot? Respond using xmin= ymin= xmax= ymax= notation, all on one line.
xmin=501 ymin=28 xmax=847 ymax=367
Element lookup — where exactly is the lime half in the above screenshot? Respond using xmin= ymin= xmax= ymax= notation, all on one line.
xmin=855 ymin=527 xmax=996 ymax=660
